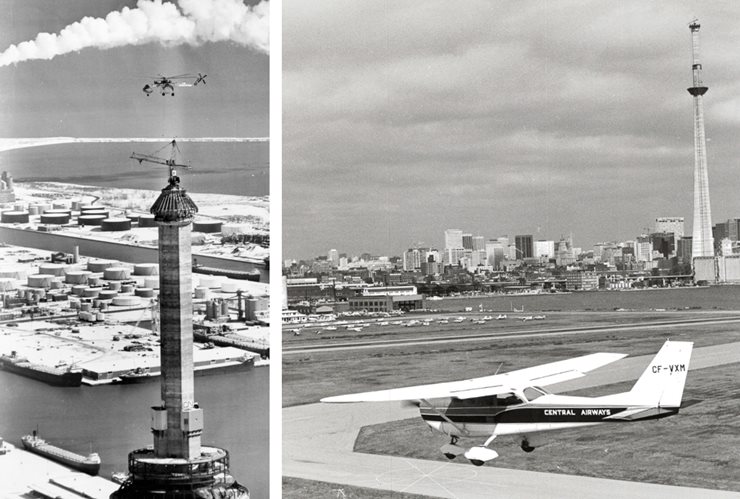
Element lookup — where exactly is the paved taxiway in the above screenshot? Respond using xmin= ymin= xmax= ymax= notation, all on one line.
xmin=284 ymin=342 xmax=740 ymax=498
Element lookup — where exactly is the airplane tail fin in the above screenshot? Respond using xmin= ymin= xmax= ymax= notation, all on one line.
xmin=629 ymin=340 xmax=693 ymax=407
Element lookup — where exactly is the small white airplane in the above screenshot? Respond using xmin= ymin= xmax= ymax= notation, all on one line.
xmin=322 ymin=340 xmax=693 ymax=466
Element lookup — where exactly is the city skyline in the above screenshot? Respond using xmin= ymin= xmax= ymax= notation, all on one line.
xmin=284 ymin=2 xmax=740 ymax=260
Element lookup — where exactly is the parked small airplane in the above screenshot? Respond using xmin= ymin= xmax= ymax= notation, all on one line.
xmin=322 ymin=340 xmax=692 ymax=466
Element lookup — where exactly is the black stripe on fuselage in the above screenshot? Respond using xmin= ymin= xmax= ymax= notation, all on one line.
xmin=419 ymin=407 xmax=679 ymax=424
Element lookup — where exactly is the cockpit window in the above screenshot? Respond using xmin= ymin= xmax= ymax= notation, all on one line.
xmin=496 ymin=392 xmax=523 ymax=406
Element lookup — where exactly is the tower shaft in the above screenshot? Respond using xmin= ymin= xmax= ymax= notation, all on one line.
xmin=688 ymin=21 xmax=713 ymax=258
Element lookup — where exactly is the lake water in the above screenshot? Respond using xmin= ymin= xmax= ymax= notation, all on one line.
xmin=0 ymin=142 xmax=269 ymax=197
xmin=430 ymin=286 xmax=740 ymax=312
xmin=0 ymin=367 xmax=269 ymax=498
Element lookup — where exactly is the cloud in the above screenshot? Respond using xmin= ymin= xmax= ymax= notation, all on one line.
xmin=0 ymin=0 xmax=268 ymax=67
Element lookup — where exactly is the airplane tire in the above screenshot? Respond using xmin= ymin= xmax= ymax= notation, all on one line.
xmin=521 ymin=441 xmax=535 ymax=453
xmin=470 ymin=459 xmax=484 ymax=467
xmin=444 ymin=453 xmax=456 ymax=460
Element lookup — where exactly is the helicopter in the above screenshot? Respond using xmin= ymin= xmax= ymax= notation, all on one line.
xmin=142 ymin=73 xmax=207 ymax=96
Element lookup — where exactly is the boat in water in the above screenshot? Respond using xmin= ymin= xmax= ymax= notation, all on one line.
xmin=0 ymin=351 xmax=82 ymax=387
xmin=114 ymin=354 xmax=254 ymax=384
xmin=21 ymin=430 xmax=100 ymax=475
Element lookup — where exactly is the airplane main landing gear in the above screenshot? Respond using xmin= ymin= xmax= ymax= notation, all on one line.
xmin=440 ymin=436 xmax=465 ymax=460
xmin=521 ymin=439 xmax=535 ymax=453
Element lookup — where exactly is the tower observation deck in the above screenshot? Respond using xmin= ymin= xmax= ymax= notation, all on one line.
xmin=688 ymin=20 xmax=714 ymax=259
xmin=111 ymin=161 xmax=248 ymax=498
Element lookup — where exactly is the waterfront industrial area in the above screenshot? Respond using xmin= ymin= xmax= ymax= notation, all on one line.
xmin=0 ymin=173 xmax=270 ymax=497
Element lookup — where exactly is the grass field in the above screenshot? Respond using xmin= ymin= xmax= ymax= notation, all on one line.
xmin=283 ymin=309 xmax=740 ymax=497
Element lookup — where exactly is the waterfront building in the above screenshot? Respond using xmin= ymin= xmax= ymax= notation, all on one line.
xmin=348 ymin=285 xmax=423 ymax=312
xmin=564 ymin=270 xmax=599 ymax=291
xmin=403 ymin=248 xmax=422 ymax=271
xmin=485 ymin=240 xmax=505 ymax=269
xmin=472 ymin=235 xmax=485 ymax=251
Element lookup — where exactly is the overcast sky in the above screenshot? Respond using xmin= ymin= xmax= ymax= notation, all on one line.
xmin=0 ymin=0 xmax=268 ymax=139
xmin=283 ymin=1 xmax=740 ymax=260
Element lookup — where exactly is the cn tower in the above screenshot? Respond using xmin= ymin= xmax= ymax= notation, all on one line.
xmin=688 ymin=20 xmax=714 ymax=259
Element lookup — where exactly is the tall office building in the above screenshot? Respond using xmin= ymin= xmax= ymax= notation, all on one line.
xmin=462 ymin=233 xmax=473 ymax=250
xmin=328 ymin=248 xmax=339 ymax=267
xmin=444 ymin=229 xmax=463 ymax=250
xmin=112 ymin=171 xmax=248 ymax=498
xmin=688 ymin=21 xmax=714 ymax=258
xmin=533 ymin=240 xmax=555 ymax=259
xmin=655 ymin=217 xmax=684 ymax=239
xmin=514 ymin=234 xmax=534 ymax=259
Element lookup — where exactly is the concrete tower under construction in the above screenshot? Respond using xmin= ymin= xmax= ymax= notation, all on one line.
xmin=112 ymin=167 xmax=248 ymax=498
xmin=688 ymin=20 xmax=714 ymax=259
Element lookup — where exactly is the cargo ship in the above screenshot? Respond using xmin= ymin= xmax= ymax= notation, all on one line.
xmin=0 ymin=351 xmax=82 ymax=387
xmin=21 ymin=431 xmax=101 ymax=475
xmin=114 ymin=354 xmax=254 ymax=384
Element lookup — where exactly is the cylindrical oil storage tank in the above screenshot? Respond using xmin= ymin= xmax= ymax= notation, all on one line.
xmin=50 ymin=292 xmax=68 ymax=302
xmin=38 ymin=263 xmax=67 ymax=277
xmin=101 ymin=218 xmax=131 ymax=231
xmin=107 ymin=281 xmax=122 ymax=291
xmin=78 ymin=215 xmax=106 ymax=226
xmin=79 ymin=205 xmax=101 ymax=213
xmin=88 ymin=260 xmax=117 ymax=273
xmin=1 ymin=211 xmax=30 ymax=223
xmin=120 ymin=283 xmax=135 ymax=294
xmin=65 ymin=270 xmax=91 ymax=284
xmin=133 ymin=263 xmax=158 ymax=276
xmin=44 ymin=208 xmax=72 ymax=216
xmin=0 ymin=267 xmax=26 ymax=279
xmin=0 ymin=278 xmax=17 ymax=291
xmin=112 ymin=295 xmax=140 ymax=307
xmin=87 ymin=275 xmax=102 ymax=286
xmin=71 ymin=285 xmax=88 ymax=296
xmin=27 ymin=274 xmax=55 ymax=289
xmin=30 ymin=203 xmax=51 ymax=214
xmin=125 ymin=213 xmax=140 ymax=222
xmin=13 ymin=203 xmax=25 ymax=211
xmin=144 ymin=277 xmax=159 ymax=289
xmin=193 ymin=220 xmax=223 ymax=233
xmin=71 ymin=201 xmax=82 ymax=211
xmin=27 ymin=205 xmax=39 ymax=216
xmin=40 ymin=213 xmax=71 ymax=225
xmin=83 ymin=288 xmax=100 ymax=298
xmin=104 ymin=267 xmax=130 ymax=281
xmin=51 ymin=202 xmax=69 ymax=210
xmin=194 ymin=287 xmax=210 ymax=300
xmin=96 ymin=311 xmax=105 ymax=322
xmin=138 ymin=214 xmax=156 ymax=227
xmin=99 ymin=290 xmax=118 ymax=300
xmin=80 ymin=302 xmax=92 ymax=312
xmin=99 ymin=301 xmax=108 ymax=311
xmin=49 ymin=280 xmax=63 ymax=290
xmin=220 ymin=280 xmax=240 ymax=293
xmin=135 ymin=287 xmax=154 ymax=298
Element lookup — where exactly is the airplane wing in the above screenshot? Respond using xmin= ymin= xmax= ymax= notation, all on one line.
xmin=321 ymin=352 xmax=626 ymax=403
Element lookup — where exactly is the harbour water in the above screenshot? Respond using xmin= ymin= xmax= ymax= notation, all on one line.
xmin=430 ymin=286 xmax=740 ymax=312
xmin=0 ymin=367 xmax=269 ymax=498
xmin=0 ymin=141 xmax=269 ymax=197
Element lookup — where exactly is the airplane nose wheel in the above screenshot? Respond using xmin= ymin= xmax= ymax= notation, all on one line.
xmin=444 ymin=453 xmax=457 ymax=460
xmin=470 ymin=459 xmax=484 ymax=467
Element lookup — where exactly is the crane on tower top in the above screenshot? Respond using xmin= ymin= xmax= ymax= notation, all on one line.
xmin=130 ymin=140 xmax=191 ymax=180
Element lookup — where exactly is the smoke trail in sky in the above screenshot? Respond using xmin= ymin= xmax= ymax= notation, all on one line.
xmin=0 ymin=0 xmax=269 ymax=67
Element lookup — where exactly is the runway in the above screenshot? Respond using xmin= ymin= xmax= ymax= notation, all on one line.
xmin=283 ymin=342 xmax=740 ymax=498
xmin=284 ymin=315 xmax=740 ymax=355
